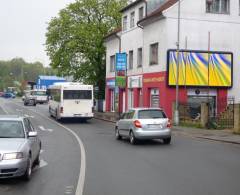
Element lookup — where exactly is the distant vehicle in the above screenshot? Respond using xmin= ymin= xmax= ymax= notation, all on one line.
xmin=31 ymin=89 xmax=48 ymax=104
xmin=48 ymin=82 xmax=94 ymax=121
xmin=115 ymin=108 xmax=172 ymax=145
xmin=0 ymin=115 xmax=41 ymax=180
xmin=3 ymin=92 xmax=15 ymax=98
xmin=22 ymin=90 xmax=31 ymax=101
xmin=0 ymin=92 xmax=4 ymax=97
xmin=24 ymin=93 xmax=37 ymax=106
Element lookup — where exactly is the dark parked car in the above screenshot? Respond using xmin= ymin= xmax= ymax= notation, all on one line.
xmin=3 ymin=92 xmax=15 ymax=98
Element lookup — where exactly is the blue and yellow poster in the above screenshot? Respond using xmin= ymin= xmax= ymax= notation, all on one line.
xmin=168 ymin=50 xmax=232 ymax=87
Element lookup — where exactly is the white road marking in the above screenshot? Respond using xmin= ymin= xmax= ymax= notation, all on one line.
xmin=65 ymin=186 xmax=74 ymax=194
xmin=38 ymin=125 xmax=54 ymax=132
xmin=39 ymin=159 xmax=48 ymax=168
xmin=0 ymin=103 xmax=9 ymax=114
xmin=39 ymin=126 xmax=46 ymax=131
xmin=40 ymin=149 xmax=44 ymax=154
xmin=24 ymin=114 xmax=34 ymax=118
xmin=13 ymin=102 xmax=86 ymax=195
xmin=16 ymin=109 xmax=23 ymax=112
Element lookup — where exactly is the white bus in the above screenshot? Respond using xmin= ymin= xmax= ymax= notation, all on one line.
xmin=31 ymin=89 xmax=48 ymax=104
xmin=48 ymin=82 xmax=94 ymax=120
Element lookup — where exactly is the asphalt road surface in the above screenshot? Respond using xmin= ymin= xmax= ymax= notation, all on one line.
xmin=0 ymin=98 xmax=240 ymax=195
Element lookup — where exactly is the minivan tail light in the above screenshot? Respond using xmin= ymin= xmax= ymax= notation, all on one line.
xmin=167 ymin=120 xmax=171 ymax=128
xmin=60 ymin=107 xmax=63 ymax=113
xmin=134 ymin=120 xmax=142 ymax=128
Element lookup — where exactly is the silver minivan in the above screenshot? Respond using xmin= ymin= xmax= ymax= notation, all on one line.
xmin=115 ymin=108 xmax=171 ymax=145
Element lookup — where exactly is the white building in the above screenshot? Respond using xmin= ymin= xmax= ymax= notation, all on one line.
xmin=105 ymin=0 xmax=240 ymax=118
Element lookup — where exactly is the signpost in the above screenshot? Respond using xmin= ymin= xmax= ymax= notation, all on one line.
xmin=115 ymin=53 xmax=127 ymax=113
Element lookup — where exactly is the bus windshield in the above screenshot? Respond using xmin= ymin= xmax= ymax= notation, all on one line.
xmin=63 ymin=90 xmax=92 ymax=100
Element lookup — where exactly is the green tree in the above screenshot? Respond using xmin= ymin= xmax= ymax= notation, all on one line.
xmin=0 ymin=58 xmax=55 ymax=92
xmin=46 ymin=0 xmax=127 ymax=99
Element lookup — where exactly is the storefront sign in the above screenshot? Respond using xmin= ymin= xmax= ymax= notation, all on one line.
xmin=116 ymin=53 xmax=127 ymax=71
xmin=128 ymin=75 xmax=143 ymax=88
xmin=106 ymin=79 xmax=115 ymax=88
xmin=143 ymin=76 xmax=165 ymax=83
xmin=116 ymin=76 xmax=126 ymax=88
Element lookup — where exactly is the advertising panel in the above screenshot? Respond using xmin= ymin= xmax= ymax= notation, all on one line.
xmin=116 ymin=53 xmax=127 ymax=71
xmin=168 ymin=50 xmax=233 ymax=87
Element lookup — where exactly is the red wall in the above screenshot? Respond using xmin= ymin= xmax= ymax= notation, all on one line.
xmin=142 ymin=72 xmax=187 ymax=118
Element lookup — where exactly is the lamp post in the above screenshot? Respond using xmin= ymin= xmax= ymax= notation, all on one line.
xmin=174 ymin=0 xmax=181 ymax=125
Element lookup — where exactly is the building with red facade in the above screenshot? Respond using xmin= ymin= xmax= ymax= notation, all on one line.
xmin=104 ymin=0 xmax=240 ymax=119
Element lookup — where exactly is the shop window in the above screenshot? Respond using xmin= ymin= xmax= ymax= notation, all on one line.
xmin=149 ymin=43 xmax=159 ymax=65
xmin=206 ymin=0 xmax=230 ymax=14
xmin=137 ymin=48 xmax=143 ymax=68
xmin=128 ymin=89 xmax=134 ymax=109
xmin=130 ymin=11 xmax=135 ymax=28
xmin=139 ymin=7 xmax=144 ymax=20
xmin=110 ymin=55 xmax=115 ymax=72
xmin=123 ymin=16 xmax=128 ymax=31
xmin=150 ymin=89 xmax=159 ymax=108
xmin=129 ymin=50 xmax=133 ymax=70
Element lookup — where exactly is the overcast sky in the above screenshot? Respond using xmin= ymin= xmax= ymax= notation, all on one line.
xmin=0 ymin=0 xmax=75 ymax=66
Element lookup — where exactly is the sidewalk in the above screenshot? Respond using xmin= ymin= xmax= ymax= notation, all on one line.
xmin=94 ymin=112 xmax=240 ymax=145
xmin=173 ymin=126 xmax=240 ymax=145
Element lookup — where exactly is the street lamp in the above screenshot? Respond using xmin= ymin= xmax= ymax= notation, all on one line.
xmin=174 ymin=0 xmax=181 ymax=125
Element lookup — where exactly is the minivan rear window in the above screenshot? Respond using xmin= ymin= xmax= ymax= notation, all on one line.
xmin=138 ymin=110 xmax=167 ymax=119
xmin=63 ymin=90 xmax=92 ymax=100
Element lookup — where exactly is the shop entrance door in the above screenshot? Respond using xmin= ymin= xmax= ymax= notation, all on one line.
xmin=150 ymin=89 xmax=160 ymax=108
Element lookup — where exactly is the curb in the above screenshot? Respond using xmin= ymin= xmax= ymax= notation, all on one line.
xmin=94 ymin=117 xmax=116 ymax=124
xmin=94 ymin=117 xmax=240 ymax=145
xmin=196 ymin=136 xmax=240 ymax=145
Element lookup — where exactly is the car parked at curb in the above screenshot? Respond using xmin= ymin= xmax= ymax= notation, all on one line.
xmin=0 ymin=115 xmax=41 ymax=180
xmin=115 ymin=108 xmax=171 ymax=145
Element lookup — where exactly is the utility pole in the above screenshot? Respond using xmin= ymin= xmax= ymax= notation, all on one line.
xmin=174 ymin=0 xmax=181 ymax=125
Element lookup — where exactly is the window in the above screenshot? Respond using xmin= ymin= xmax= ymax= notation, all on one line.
xmin=138 ymin=110 xmax=167 ymax=119
xmin=139 ymin=7 xmax=144 ymax=20
xmin=123 ymin=16 xmax=128 ymax=31
xmin=63 ymin=90 xmax=92 ymax=100
xmin=206 ymin=0 xmax=230 ymax=14
xmin=0 ymin=121 xmax=25 ymax=138
xmin=137 ymin=48 xmax=143 ymax=68
xmin=49 ymin=89 xmax=61 ymax=102
xmin=149 ymin=43 xmax=159 ymax=65
xmin=129 ymin=50 xmax=133 ymax=70
xmin=130 ymin=11 xmax=135 ymax=28
xmin=110 ymin=55 xmax=115 ymax=72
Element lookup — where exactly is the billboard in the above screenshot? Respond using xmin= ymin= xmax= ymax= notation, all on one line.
xmin=167 ymin=50 xmax=233 ymax=87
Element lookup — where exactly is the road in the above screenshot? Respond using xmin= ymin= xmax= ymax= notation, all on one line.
xmin=1 ymin=98 xmax=240 ymax=195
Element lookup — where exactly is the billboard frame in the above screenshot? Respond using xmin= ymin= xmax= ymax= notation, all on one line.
xmin=166 ymin=49 xmax=233 ymax=89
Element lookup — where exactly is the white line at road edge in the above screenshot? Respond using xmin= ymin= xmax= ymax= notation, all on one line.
xmin=12 ymin=102 xmax=86 ymax=195
xmin=0 ymin=102 xmax=9 ymax=114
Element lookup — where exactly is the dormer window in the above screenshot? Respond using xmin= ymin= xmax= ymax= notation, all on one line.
xmin=130 ymin=11 xmax=135 ymax=28
xmin=123 ymin=16 xmax=128 ymax=31
xmin=206 ymin=0 xmax=230 ymax=14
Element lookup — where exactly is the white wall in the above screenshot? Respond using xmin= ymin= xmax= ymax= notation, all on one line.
xmin=105 ymin=38 xmax=119 ymax=79
xmin=163 ymin=0 xmax=240 ymax=101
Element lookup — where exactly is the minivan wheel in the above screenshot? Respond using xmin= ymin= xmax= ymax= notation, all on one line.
xmin=130 ymin=131 xmax=137 ymax=145
xmin=115 ymin=127 xmax=122 ymax=140
xmin=23 ymin=157 xmax=32 ymax=181
xmin=163 ymin=137 xmax=171 ymax=145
